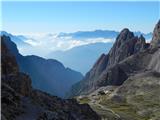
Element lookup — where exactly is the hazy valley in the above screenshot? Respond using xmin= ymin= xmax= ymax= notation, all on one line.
xmin=1 ymin=1 xmax=159 ymax=120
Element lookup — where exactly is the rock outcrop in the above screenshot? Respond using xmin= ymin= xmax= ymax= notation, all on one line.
xmin=151 ymin=20 xmax=160 ymax=47
xmin=69 ymin=20 xmax=159 ymax=97
xmin=1 ymin=35 xmax=101 ymax=120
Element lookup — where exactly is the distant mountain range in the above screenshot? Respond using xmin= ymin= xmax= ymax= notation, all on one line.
xmin=58 ymin=30 xmax=119 ymax=39
xmin=1 ymin=30 xmax=152 ymax=75
xmin=58 ymin=30 xmax=152 ymax=40
xmin=2 ymin=35 xmax=83 ymax=97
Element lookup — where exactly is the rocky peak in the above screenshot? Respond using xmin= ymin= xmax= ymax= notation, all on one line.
xmin=151 ymin=20 xmax=160 ymax=47
xmin=69 ymin=28 xmax=149 ymax=96
xmin=116 ymin=28 xmax=134 ymax=44
xmin=107 ymin=28 xmax=146 ymax=66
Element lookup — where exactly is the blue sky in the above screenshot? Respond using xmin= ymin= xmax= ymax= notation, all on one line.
xmin=1 ymin=1 xmax=160 ymax=34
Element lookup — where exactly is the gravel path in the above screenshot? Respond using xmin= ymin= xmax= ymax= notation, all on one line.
xmin=89 ymin=98 xmax=121 ymax=120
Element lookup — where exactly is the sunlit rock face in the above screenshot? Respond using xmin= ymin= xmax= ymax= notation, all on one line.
xmin=151 ymin=20 xmax=160 ymax=48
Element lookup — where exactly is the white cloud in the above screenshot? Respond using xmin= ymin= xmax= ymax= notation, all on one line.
xmin=18 ymin=33 xmax=114 ymax=57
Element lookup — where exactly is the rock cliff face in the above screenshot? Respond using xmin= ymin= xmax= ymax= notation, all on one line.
xmin=1 ymin=37 xmax=32 ymax=119
xmin=69 ymin=20 xmax=159 ymax=97
xmin=151 ymin=20 xmax=160 ymax=47
xmin=1 ymin=35 xmax=100 ymax=120
xmin=107 ymin=29 xmax=144 ymax=65
xmin=1 ymin=37 xmax=32 ymax=97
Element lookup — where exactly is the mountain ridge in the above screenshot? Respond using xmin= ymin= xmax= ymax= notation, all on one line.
xmin=2 ymin=35 xmax=83 ymax=97
xmin=58 ymin=29 xmax=152 ymax=40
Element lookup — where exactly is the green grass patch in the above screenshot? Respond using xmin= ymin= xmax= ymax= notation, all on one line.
xmin=78 ymin=97 xmax=90 ymax=104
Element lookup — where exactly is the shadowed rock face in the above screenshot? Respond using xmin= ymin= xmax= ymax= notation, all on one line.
xmin=1 ymin=37 xmax=32 ymax=97
xmin=69 ymin=20 xmax=159 ymax=97
xmin=1 ymin=36 xmax=19 ymax=75
xmin=1 ymin=35 xmax=101 ymax=120
xmin=1 ymin=36 xmax=32 ymax=119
